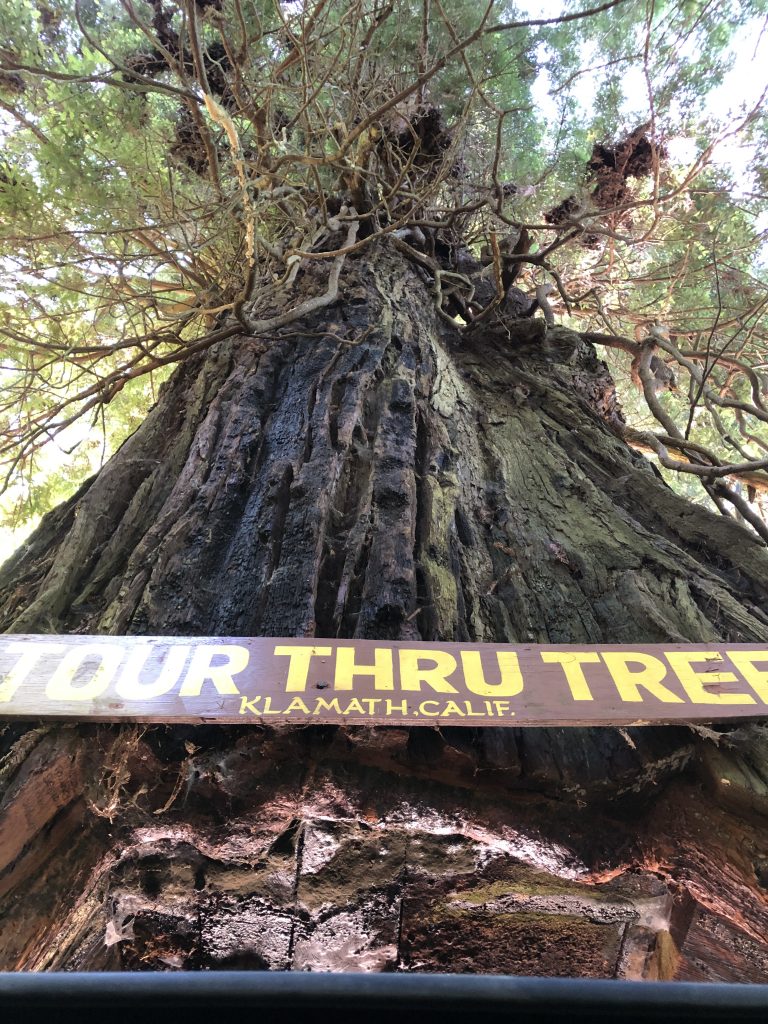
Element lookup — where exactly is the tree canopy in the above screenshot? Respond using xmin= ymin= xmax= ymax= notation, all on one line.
xmin=1 ymin=0 xmax=768 ymax=542
xmin=4 ymin=4 xmax=768 ymax=982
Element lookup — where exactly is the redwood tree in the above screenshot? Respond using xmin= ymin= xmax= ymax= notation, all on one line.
xmin=1 ymin=0 xmax=768 ymax=979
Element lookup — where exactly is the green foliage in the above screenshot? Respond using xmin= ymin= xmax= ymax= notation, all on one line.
xmin=1 ymin=0 xmax=768 ymax=541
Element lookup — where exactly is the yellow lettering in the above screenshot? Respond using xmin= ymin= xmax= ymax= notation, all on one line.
xmin=285 ymin=697 xmax=310 ymax=714
xmin=601 ymin=652 xmax=684 ymax=703
xmin=334 ymin=646 xmax=394 ymax=691
xmin=46 ymin=644 xmax=124 ymax=701
xmin=342 ymin=698 xmax=366 ymax=714
xmin=386 ymin=699 xmax=409 ymax=715
xmin=398 ymin=649 xmax=458 ymax=693
xmin=461 ymin=651 xmax=523 ymax=697
xmin=443 ymin=701 xmax=465 ymax=716
xmin=418 ymin=700 xmax=441 ymax=717
xmin=274 ymin=645 xmax=332 ymax=692
xmin=314 ymin=697 xmax=342 ymax=714
xmin=240 ymin=695 xmax=261 ymax=715
xmin=115 ymin=645 xmax=190 ymax=700
xmin=540 ymin=652 xmax=599 ymax=700
xmin=727 ymin=651 xmax=768 ymax=704
xmin=665 ymin=651 xmax=756 ymax=705
xmin=179 ymin=644 xmax=248 ymax=697
xmin=0 ymin=642 xmax=66 ymax=703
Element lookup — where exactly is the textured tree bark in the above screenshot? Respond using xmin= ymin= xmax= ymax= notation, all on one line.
xmin=1 ymin=243 xmax=767 ymax=977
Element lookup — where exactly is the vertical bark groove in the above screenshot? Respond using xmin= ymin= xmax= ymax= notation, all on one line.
xmin=1 ymin=241 xmax=768 ymax=977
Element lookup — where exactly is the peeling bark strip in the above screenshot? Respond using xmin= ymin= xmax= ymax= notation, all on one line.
xmin=2 ymin=635 xmax=768 ymax=726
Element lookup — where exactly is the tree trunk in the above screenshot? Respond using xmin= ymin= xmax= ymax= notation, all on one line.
xmin=1 ymin=243 xmax=767 ymax=978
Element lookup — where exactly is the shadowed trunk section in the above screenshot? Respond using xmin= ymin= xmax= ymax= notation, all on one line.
xmin=1 ymin=242 xmax=767 ymax=976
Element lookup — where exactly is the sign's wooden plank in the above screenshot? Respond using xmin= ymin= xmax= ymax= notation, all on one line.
xmin=1 ymin=635 xmax=768 ymax=727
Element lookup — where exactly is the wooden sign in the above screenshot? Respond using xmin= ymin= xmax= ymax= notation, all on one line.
xmin=2 ymin=635 xmax=768 ymax=727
